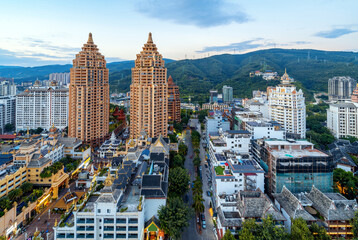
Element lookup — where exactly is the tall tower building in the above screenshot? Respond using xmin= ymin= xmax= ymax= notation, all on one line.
xmin=167 ymin=76 xmax=181 ymax=123
xmin=68 ymin=33 xmax=109 ymax=146
xmin=268 ymin=70 xmax=306 ymax=138
xmin=222 ymin=85 xmax=233 ymax=103
xmin=328 ymin=76 xmax=356 ymax=102
xmin=130 ymin=33 xmax=168 ymax=139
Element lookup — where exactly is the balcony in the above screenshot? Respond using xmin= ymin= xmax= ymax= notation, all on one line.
xmin=77 ymin=219 xmax=86 ymax=224
xmin=104 ymin=218 xmax=114 ymax=224
xmin=116 ymin=226 xmax=126 ymax=231
xmin=77 ymin=226 xmax=86 ymax=231
xmin=86 ymin=218 xmax=94 ymax=224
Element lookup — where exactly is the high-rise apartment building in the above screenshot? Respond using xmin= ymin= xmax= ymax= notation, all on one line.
xmin=16 ymin=86 xmax=68 ymax=131
xmin=167 ymin=76 xmax=181 ymax=123
xmin=0 ymin=80 xmax=16 ymax=96
xmin=222 ymin=85 xmax=233 ymax=103
xmin=130 ymin=33 xmax=168 ymax=139
xmin=49 ymin=72 xmax=71 ymax=85
xmin=0 ymin=96 xmax=15 ymax=133
xmin=327 ymin=84 xmax=358 ymax=138
xmin=68 ymin=33 xmax=109 ymax=146
xmin=328 ymin=76 xmax=356 ymax=102
xmin=268 ymin=70 xmax=306 ymax=138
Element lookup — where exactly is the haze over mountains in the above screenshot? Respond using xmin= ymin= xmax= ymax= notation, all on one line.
xmin=1 ymin=49 xmax=358 ymax=101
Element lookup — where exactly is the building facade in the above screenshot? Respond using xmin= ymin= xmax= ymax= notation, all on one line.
xmin=0 ymin=96 xmax=15 ymax=133
xmin=167 ymin=76 xmax=180 ymax=123
xmin=254 ymin=139 xmax=334 ymax=194
xmin=327 ymin=84 xmax=358 ymax=139
xmin=328 ymin=76 xmax=356 ymax=102
xmin=49 ymin=72 xmax=71 ymax=86
xmin=0 ymin=80 xmax=16 ymax=96
xmin=268 ymin=70 xmax=306 ymax=138
xmin=210 ymin=90 xmax=218 ymax=103
xmin=222 ymin=85 xmax=233 ymax=103
xmin=130 ymin=33 xmax=168 ymax=139
xmin=68 ymin=33 xmax=109 ymax=146
xmin=16 ymin=87 xmax=68 ymax=131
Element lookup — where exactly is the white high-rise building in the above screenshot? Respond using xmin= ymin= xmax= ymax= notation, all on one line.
xmin=0 ymin=96 xmax=16 ymax=133
xmin=327 ymin=84 xmax=358 ymax=138
xmin=16 ymin=86 xmax=69 ymax=131
xmin=49 ymin=72 xmax=71 ymax=85
xmin=268 ymin=70 xmax=306 ymax=138
xmin=222 ymin=85 xmax=233 ymax=103
xmin=0 ymin=80 xmax=16 ymax=96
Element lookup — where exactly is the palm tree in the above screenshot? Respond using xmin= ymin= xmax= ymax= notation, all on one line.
xmin=192 ymin=194 xmax=205 ymax=213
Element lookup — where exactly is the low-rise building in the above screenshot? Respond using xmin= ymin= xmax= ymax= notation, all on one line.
xmin=216 ymin=189 xmax=286 ymax=239
xmin=274 ymin=186 xmax=358 ymax=238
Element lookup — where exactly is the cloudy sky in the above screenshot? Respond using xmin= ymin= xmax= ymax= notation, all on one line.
xmin=0 ymin=0 xmax=356 ymax=66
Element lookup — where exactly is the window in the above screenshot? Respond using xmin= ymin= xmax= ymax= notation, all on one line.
xmin=98 ymin=209 xmax=101 ymax=213
xmin=107 ymin=209 xmax=110 ymax=213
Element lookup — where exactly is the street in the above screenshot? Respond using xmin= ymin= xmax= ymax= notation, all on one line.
xmin=181 ymin=119 xmax=216 ymax=240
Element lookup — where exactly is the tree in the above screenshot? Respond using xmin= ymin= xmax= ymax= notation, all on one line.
xmin=168 ymin=167 xmax=190 ymax=198
xmin=8 ymin=188 xmax=22 ymax=201
xmin=4 ymin=123 xmax=14 ymax=132
xmin=192 ymin=193 xmax=204 ymax=213
xmin=20 ymin=182 xmax=33 ymax=194
xmin=222 ymin=230 xmax=236 ymax=240
xmin=178 ymin=143 xmax=188 ymax=157
xmin=291 ymin=218 xmax=314 ymax=240
xmin=353 ymin=211 xmax=358 ymax=239
xmin=169 ymin=134 xmax=178 ymax=143
xmin=333 ymin=168 xmax=358 ymax=199
xmin=193 ymin=156 xmax=201 ymax=168
xmin=309 ymin=223 xmax=331 ymax=240
xmin=172 ymin=154 xmax=184 ymax=168
xmin=238 ymin=218 xmax=258 ymax=240
xmin=158 ymin=197 xmax=191 ymax=240
xmin=261 ymin=215 xmax=288 ymax=240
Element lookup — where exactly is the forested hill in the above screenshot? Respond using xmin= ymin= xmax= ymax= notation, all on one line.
xmin=1 ymin=49 xmax=358 ymax=102
xmin=109 ymin=48 xmax=358 ymax=102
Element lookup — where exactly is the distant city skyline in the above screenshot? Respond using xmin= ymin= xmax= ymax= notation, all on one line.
xmin=0 ymin=0 xmax=356 ymax=66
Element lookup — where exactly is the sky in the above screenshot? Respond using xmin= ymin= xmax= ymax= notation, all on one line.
xmin=0 ymin=0 xmax=357 ymax=66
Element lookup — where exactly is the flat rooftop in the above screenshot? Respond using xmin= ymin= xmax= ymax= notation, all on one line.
xmin=269 ymin=149 xmax=328 ymax=158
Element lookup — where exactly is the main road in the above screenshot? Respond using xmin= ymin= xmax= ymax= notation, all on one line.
xmin=181 ymin=119 xmax=216 ymax=240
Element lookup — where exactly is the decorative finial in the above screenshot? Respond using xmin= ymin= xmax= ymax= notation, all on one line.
xmin=54 ymin=218 xmax=58 ymax=227
xmin=147 ymin=32 xmax=153 ymax=43
xmin=88 ymin=32 xmax=94 ymax=44
xmin=285 ymin=68 xmax=287 ymax=74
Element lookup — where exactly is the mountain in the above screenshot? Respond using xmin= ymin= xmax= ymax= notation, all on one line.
xmin=1 ymin=49 xmax=358 ymax=102
xmin=109 ymin=49 xmax=358 ymax=102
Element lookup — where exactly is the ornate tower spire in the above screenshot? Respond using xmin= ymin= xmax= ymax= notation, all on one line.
xmin=147 ymin=32 xmax=153 ymax=43
xmin=351 ymin=84 xmax=358 ymax=103
xmin=88 ymin=32 xmax=94 ymax=44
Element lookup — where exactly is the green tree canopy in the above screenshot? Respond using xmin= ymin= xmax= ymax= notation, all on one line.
xmin=291 ymin=218 xmax=314 ymax=240
xmin=158 ymin=197 xmax=191 ymax=240
xmin=222 ymin=230 xmax=236 ymax=240
xmin=309 ymin=222 xmax=331 ymax=240
xmin=168 ymin=167 xmax=190 ymax=198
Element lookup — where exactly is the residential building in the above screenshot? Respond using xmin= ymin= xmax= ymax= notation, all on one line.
xmin=0 ymin=80 xmax=16 ymax=96
xmin=268 ymin=70 xmax=306 ymax=138
xmin=0 ymin=96 xmax=15 ymax=133
xmin=202 ymin=102 xmax=230 ymax=111
xmin=245 ymin=120 xmax=285 ymax=140
xmin=210 ymin=151 xmax=265 ymax=205
xmin=328 ymin=76 xmax=356 ymax=102
xmin=208 ymin=130 xmax=251 ymax=163
xmin=130 ymin=33 xmax=168 ymax=139
xmin=222 ymin=85 xmax=233 ymax=103
xmin=328 ymin=140 xmax=357 ymax=172
xmin=327 ymin=84 xmax=358 ymax=139
xmin=210 ymin=90 xmax=218 ymax=103
xmin=205 ymin=111 xmax=230 ymax=144
xmin=274 ymin=186 xmax=357 ymax=238
xmin=253 ymin=139 xmax=334 ymax=194
xmin=49 ymin=72 xmax=71 ymax=86
xmin=167 ymin=76 xmax=181 ymax=123
xmin=68 ymin=33 xmax=109 ymax=147
xmin=16 ymin=86 xmax=68 ymax=131
xmin=216 ymin=189 xmax=286 ymax=239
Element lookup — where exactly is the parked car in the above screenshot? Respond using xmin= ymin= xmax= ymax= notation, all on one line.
xmin=202 ymin=221 xmax=206 ymax=229
xmin=201 ymin=213 xmax=205 ymax=221
xmin=206 ymin=191 xmax=211 ymax=197
xmin=197 ymin=217 xmax=200 ymax=223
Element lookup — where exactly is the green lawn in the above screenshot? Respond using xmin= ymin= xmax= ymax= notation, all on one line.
xmin=215 ymin=166 xmax=224 ymax=175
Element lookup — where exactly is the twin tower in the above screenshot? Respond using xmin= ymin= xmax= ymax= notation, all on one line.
xmin=68 ymin=33 xmax=169 ymax=146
